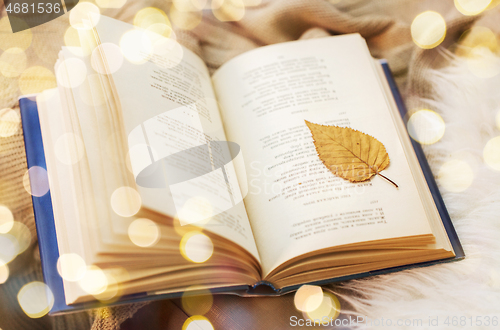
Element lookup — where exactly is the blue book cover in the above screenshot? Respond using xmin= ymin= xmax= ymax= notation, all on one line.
xmin=19 ymin=61 xmax=464 ymax=315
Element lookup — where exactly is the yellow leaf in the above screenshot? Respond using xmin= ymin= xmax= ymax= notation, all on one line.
xmin=305 ymin=120 xmax=397 ymax=187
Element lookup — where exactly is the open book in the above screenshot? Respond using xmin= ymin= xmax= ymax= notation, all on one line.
xmin=20 ymin=15 xmax=463 ymax=313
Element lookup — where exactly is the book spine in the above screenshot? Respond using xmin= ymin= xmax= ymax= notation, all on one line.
xmin=19 ymin=96 xmax=67 ymax=314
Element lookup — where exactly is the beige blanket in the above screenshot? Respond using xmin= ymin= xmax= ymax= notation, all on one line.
xmin=0 ymin=0 xmax=495 ymax=329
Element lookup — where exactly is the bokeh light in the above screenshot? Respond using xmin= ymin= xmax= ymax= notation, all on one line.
xmin=454 ymin=0 xmax=491 ymax=16
xmin=466 ymin=46 xmax=500 ymax=78
xmin=0 ymin=108 xmax=20 ymax=138
xmin=304 ymin=292 xmax=341 ymax=324
xmin=78 ymin=265 xmax=108 ymax=295
xmin=294 ymin=285 xmax=324 ymax=312
xmin=181 ymin=287 xmax=214 ymax=315
xmin=146 ymin=22 xmax=176 ymax=41
xmin=0 ymin=234 xmax=18 ymax=265
xmin=411 ymin=11 xmax=446 ymax=49
xmin=0 ymin=205 xmax=14 ymax=234
xmin=70 ymin=2 xmax=101 ymax=30
xmin=57 ymin=253 xmax=87 ymax=282
xmin=438 ymin=159 xmax=474 ymax=192
xmin=180 ymin=231 xmax=214 ymax=263
xmin=17 ymin=281 xmax=54 ymax=318
xmin=111 ymin=186 xmax=142 ymax=217
xmin=128 ymin=218 xmax=160 ymax=247
xmin=64 ymin=26 xmax=92 ymax=57
xmin=96 ymin=0 xmax=127 ymax=8
xmin=170 ymin=4 xmax=203 ymax=30
xmin=94 ymin=272 xmax=120 ymax=302
xmin=148 ymin=36 xmax=184 ymax=68
xmin=9 ymin=221 xmax=32 ymax=256
xmin=24 ymin=166 xmax=50 ymax=197
xmin=0 ymin=48 xmax=27 ymax=78
xmin=91 ymin=43 xmax=124 ymax=74
xmin=0 ymin=262 xmax=9 ymax=284
xmin=56 ymin=58 xmax=88 ymax=89
xmin=120 ymin=30 xmax=153 ymax=64
xmin=212 ymin=0 xmax=246 ymax=22
xmin=19 ymin=66 xmax=57 ymax=95
xmin=134 ymin=7 xmax=172 ymax=35
xmin=483 ymin=136 xmax=500 ymax=171
xmin=0 ymin=17 xmax=32 ymax=51
xmin=407 ymin=109 xmax=445 ymax=144
xmin=457 ymin=26 xmax=499 ymax=57
xmin=177 ymin=196 xmax=213 ymax=226
xmin=183 ymin=315 xmax=214 ymax=330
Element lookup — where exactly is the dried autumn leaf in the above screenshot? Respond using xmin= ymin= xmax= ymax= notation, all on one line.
xmin=305 ymin=120 xmax=397 ymax=187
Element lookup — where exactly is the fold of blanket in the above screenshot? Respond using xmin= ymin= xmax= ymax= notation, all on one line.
xmin=0 ymin=1 xmax=497 ymax=329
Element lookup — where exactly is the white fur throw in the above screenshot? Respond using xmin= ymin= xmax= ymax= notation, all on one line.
xmin=331 ymin=50 xmax=500 ymax=329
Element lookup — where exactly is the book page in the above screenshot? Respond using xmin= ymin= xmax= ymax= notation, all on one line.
xmin=213 ymin=35 xmax=434 ymax=276
xmin=91 ymin=16 xmax=260 ymax=261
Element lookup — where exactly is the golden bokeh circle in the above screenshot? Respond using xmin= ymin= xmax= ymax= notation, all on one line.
xmin=57 ymin=253 xmax=87 ymax=282
xmin=17 ymin=281 xmax=54 ymax=318
xmin=294 ymin=285 xmax=324 ymax=312
xmin=78 ymin=265 xmax=108 ymax=295
xmin=111 ymin=186 xmax=142 ymax=217
xmin=70 ymin=2 xmax=101 ymax=30
xmin=437 ymin=159 xmax=474 ymax=192
xmin=0 ymin=17 xmax=32 ymax=51
xmin=0 ymin=262 xmax=9 ymax=284
xmin=0 ymin=234 xmax=18 ymax=265
xmin=56 ymin=58 xmax=88 ymax=89
xmin=411 ymin=11 xmax=446 ymax=49
xmin=176 ymin=196 xmax=213 ymax=226
xmin=466 ymin=46 xmax=500 ymax=78
xmin=128 ymin=218 xmax=160 ymax=247
xmin=24 ymin=166 xmax=50 ymax=197
xmin=407 ymin=109 xmax=445 ymax=145
xmin=0 ymin=108 xmax=20 ymax=138
xmin=181 ymin=287 xmax=214 ymax=315
xmin=212 ymin=0 xmax=246 ymax=22
xmin=454 ymin=0 xmax=491 ymax=16
xmin=304 ymin=292 xmax=341 ymax=324
xmin=457 ymin=26 xmax=499 ymax=58
xmin=0 ymin=48 xmax=27 ymax=78
xmin=0 ymin=205 xmax=14 ymax=234
xmin=91 ymin=43 xmax=124 ymax=74
xmin=19 ymin=66 xmax=57 ymax=95
xmin=134 ymin=7 xmax=171 ymax=33
xmin=483 ymin=136 xmax=500 ymax=171
xmin=94 ymin=272 xmax=120 ymax=302
xmin=64 ymin=26 xmax=92 ymax=57
xmin=180 ymin=231 xmax=214 ymax=263
xmin=182 ymin=315 xmax=214 ymax=330
xmin=120 ymin=30 xmax=153 ymax=65
xmin=9 ymin=221 xmax=32 ymax=256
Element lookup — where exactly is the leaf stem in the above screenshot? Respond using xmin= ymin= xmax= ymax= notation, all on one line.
xmin=378 ymin=172 xmax=398 ymax=188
